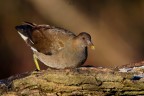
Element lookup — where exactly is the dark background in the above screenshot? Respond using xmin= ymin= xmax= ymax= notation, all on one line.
xmin=0 ymin=0 xmax=144 ymax=79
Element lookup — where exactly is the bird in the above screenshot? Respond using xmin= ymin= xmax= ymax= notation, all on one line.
xmin=15 ymin=22 xmax=95 ymax=70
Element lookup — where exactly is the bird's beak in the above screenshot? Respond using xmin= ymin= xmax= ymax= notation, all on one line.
xmin=90 ymin=45 xmax=95 ymax=50
xmin=88 ymin=41 xmax=95 ymax=50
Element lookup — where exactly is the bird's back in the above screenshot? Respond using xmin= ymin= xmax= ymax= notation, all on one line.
xmin=16 ymin=22 xmax=76 ymax=55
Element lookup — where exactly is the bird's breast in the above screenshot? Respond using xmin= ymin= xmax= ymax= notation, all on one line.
xmin=33 ymin=47 xmax=87 ymax=69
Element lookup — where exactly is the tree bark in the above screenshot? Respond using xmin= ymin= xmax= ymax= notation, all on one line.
xmin=0 ymin=67 xmax=144 ymax=96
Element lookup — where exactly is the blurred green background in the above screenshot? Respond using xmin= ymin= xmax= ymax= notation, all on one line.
xmin=0 ymin=0 xmax=144 ymax=79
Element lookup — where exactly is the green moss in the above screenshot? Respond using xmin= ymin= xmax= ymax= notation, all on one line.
xmin=81 ymin=84 xmax=99 ymax=90
xmin=100 ymin=82 xmax=124 ymax=89
xmin=96 ymin=73 xmax=123 ymax=82
xmin=42 ymin=74 xmax=98 ymax=85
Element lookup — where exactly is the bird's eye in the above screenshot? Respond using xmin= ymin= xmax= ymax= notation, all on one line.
xmin=82 ymin=37 xmax=85 ymax=40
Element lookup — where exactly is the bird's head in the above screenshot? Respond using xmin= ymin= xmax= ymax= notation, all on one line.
xmin=75 ymin=32 xmax=95 ymax=50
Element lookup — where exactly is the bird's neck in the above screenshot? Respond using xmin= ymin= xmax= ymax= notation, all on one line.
xmin=72 ymin=38 xmax=85 ymax=50
xmin=69 ymin=40 xmax=86 ymax=58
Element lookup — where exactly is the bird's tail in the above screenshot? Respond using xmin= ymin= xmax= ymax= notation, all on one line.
xmin=15 ymin=22 xmax=36 ymax=42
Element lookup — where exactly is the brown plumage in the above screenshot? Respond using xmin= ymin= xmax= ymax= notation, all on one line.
xmin=15 ymin=22 xmax=94 ymax=69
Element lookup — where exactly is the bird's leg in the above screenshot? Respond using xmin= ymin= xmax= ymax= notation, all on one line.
xmin=33 ymin=54 xmax=41 ymax=71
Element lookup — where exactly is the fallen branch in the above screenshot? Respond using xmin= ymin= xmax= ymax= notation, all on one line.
xmin=0 ymin=67 xmax=144 ymax=96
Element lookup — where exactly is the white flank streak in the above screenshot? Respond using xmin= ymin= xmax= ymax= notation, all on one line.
xmin=30 ymin=39 xmax=34 ymax=44
xmin=31 ymin=47 xmax=37 ymax=52
xmin=18 ymin=32 xmax=37 ymax=52
xmin=18 ymin=32 xmax=28 ymax=41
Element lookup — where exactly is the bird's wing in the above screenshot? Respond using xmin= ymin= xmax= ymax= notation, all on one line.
xmin=16 ymin=22 xmax=76 ymax=55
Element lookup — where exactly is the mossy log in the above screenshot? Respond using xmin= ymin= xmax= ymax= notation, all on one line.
xmin=0 ymin=67 xmax=144 ymax=96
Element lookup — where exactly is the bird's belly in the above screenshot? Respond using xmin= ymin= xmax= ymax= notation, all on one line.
xmin=34 ymin=51 xmax=86 ymax=69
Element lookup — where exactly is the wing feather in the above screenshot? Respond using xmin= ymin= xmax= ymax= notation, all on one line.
xmin=16 ymin=22 xmax=76 ymax=55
